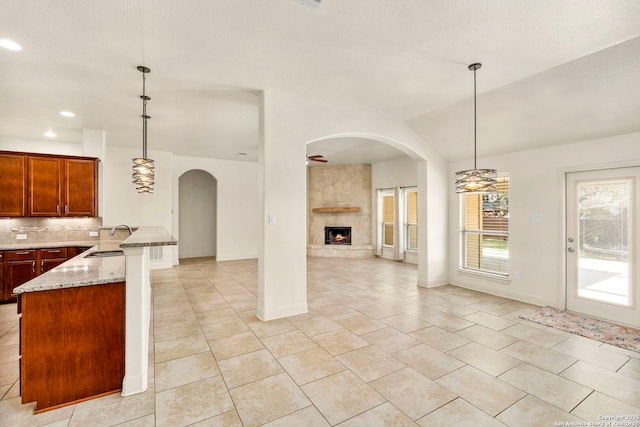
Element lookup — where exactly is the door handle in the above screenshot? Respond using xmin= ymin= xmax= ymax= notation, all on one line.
xmin=567 ymin=237 xmax=574 ymax=243
xmin=567 ymin=247 xmax=575 ymax=253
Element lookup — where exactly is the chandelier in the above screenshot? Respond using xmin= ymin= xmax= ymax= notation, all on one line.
xmin=132 ymin=66 xmax=154 ymax=194
xmin=454 ymin=63 xmax=497 ymax=194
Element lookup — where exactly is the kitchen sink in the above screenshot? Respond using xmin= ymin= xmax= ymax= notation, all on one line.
xmin=84 ymin=250 xmax=125 ymax=258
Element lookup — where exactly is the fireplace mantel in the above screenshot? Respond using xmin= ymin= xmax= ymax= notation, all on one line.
xmin=312 ymin=207 xmax=361 ymax=213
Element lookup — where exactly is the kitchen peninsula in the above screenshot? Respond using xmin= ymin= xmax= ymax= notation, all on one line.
xmin=14 ymin=226 xmax=176 ymax=413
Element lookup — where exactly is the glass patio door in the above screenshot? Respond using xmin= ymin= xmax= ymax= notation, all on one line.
xmin=566 ymin=167 xmax=639 ymax=328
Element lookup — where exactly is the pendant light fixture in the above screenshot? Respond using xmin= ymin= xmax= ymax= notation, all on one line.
xmin=132 ymin=65 xmax=155 ymax=194
xmin=454 ymin=63 xmax=497 ymax=194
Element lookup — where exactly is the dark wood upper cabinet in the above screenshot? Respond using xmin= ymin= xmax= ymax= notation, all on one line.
xmin=1 ymin=151 xmax=99 ymax=218
xmin=65 ymin=158 xmax=98 ymax=217
xmin=27 ymin=156 xmax=64 ymax=217
xmin=0 ymin=153 xmax=27 ymax=217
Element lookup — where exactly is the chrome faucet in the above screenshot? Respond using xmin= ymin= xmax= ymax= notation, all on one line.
xmin=109 ymin=224 xmax=133 ymax=236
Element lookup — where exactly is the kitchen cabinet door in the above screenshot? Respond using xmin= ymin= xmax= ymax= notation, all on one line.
xmin=39 ymin=248 xmax=69 ymax=274
xmin=4 ymin=259 xmax=37 ymax=300
xmin=21 ymin=282 xmax=125 ymax=411
xmin=27 ymin=156 xmax=63 ymax=217
xmin=65 ymin=158 xmax=98 ymax=216
xmin=0 ymin=153 xmax=26 ymax=216
xmin=40 ymin=258 xmax=66 ymax=274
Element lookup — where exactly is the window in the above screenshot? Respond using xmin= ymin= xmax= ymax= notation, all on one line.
xmin=382 ymin=191 xmax=394 ymax=247
xmin=404 ymin=187 xmax=418 ymax=251
xmin=377 ymin=187 xmax=419 ymax=256
xmin=459 ymin=175 xmax=509 ymax=276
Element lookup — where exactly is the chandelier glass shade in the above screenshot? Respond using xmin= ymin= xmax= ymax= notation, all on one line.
xmin=132 ymin=66 xmax=154 ymax=194
xmin=454 ymin=63 xmax=497 ymax=194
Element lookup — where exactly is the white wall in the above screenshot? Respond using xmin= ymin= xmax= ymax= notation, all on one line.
xmin=448 ymin=132 xmax=640 ymax=308
xmin=102 ymin=146 xmax=173 ymax=231
xmin=0 ymin=136 xmax=82 ymax=156
xmin=172 ymin=155 xmax=260 ymax=264
xmin=372 ymin=156 xmax=417 ymax=189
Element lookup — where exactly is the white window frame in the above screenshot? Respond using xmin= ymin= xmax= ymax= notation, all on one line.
xmin=380 ymin=189 xmax=395 ymax=248
xmin=403 ymin=187 xmax=418 ymax=252
xmin=459 ymin=175 xmax=509 ymax=277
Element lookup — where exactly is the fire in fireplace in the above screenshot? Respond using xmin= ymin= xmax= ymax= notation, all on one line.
xmin=325 ymin=226 xmax=351 ymax=245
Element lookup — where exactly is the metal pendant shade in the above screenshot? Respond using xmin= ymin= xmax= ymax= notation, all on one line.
xmin=455 ymin=63 xmax=497 ymax=194
xmin=132 ymin=66 xmax=155 ymax=194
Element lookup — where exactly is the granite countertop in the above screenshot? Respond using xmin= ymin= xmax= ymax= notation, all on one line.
xmin=119 ymin=226 xmax=177 ymax=248
xmin=13 ymin=226 xmax=177 ymax=294
xmin=13 ymin=241 xmax=125 ymax=294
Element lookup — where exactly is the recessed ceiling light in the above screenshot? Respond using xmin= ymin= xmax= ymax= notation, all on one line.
xmin=44 ymin=130 xmax=56 ymax=138
xmin=0 ymin=39 xmax=23 ymax=51
xmin=60 ymin=111 xmax=75 ymax=117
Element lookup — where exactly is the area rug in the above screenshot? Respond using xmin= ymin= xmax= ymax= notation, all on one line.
xmin=520 ymin=307 xmax=640 ymax=353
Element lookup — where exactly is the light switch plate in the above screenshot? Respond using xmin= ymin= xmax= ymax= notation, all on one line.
xmin=16 ymin=234 xmax=27 ymax=240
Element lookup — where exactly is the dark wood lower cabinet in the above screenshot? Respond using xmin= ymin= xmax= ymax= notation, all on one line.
xmin=3 ymin=250 xmax=37 ymax=301
xmin=1 ymin=246 xmax=90 ymax=303
xmin=39 ymin=248 xmax=68 ymax=274
xmin=20 ymin=282 xmax=125 ymax=412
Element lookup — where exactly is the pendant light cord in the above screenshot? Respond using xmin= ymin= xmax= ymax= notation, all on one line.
xmin=142 ymin=71 xmax=148 ymax=160
xmin=473 ymin=65 xmax=477 ymax=170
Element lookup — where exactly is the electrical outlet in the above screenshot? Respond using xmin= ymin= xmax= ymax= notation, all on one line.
xmin=16 ymin=234 xmax=27 ymax=240
xmin=89 ymin=231 xmax=99 ymax=237
xmin=513 ymin=271 xmax=520 ymax=280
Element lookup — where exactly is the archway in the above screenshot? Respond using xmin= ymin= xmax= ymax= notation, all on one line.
xmin=306 ymin=133 xmax=423 ymax=264
xmin=178 ymin=169 xmax=217 ymax=259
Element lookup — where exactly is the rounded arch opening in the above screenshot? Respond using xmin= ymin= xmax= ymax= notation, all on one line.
xmin=178 ymin=169 xmax=217 ymax=260
xmin=305 ymin=133 xmax=423 ymax=263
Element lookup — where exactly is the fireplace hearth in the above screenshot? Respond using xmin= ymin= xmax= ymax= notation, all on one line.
xmin=325 ymin=226 xmax=351 ymax=245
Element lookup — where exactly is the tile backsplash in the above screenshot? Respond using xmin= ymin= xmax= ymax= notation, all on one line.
xmin=0 ymin=217 xmax=103 ymax=245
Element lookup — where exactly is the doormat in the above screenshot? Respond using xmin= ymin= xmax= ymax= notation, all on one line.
xmin=520 ymin=307 xmax=640 ymax=353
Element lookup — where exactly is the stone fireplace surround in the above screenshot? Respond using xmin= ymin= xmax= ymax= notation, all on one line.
xmin=307 ymin=164 xmax=374 ymax=258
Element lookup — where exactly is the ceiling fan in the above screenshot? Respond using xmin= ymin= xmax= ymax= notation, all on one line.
xmin=307 ymin=154 xmax=328 ymax=164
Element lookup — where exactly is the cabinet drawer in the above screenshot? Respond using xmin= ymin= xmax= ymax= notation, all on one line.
xmin=5 ymin=250 xmax=37 ymax=261
xmin=40 ymin=248 xmax=68 ymax=259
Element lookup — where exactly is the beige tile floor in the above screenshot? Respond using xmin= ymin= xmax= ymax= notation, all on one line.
xmin=1 ymin=257 xmax=640 ymax=426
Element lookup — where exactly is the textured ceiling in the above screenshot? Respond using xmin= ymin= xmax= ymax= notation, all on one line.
xmin=0 ymin=0 xmax=639 ymax=164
